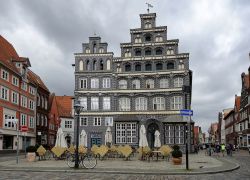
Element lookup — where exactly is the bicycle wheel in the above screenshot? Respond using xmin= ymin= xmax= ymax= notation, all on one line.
xmin=82 ymin=154 xmax=97 ymax=169
xmin=66 ymin=154 xmax=75 ymax=168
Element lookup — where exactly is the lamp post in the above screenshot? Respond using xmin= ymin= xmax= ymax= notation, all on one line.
xmin=74 ymin=99 xmax=83 ymax=168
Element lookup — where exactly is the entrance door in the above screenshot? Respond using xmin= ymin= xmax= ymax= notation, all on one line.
xmin=147 ymin=123 xmax=159 ymax=149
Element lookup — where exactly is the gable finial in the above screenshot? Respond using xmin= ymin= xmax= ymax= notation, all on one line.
xmin=146 ymin=2 xmax=153 ymax=13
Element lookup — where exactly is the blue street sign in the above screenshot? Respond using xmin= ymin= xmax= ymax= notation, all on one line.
xmin=180 ymin=109 xmax=193 ymax=116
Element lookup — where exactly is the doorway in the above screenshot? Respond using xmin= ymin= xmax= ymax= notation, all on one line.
xmin=147 ymin=123 xmax=159 ymax=149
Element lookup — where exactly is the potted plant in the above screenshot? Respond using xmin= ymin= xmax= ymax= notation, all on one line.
xmin=26 ymin=146 xmax=37 ymax=162
xmin=171 ymin=145 xmax=182 ymax=165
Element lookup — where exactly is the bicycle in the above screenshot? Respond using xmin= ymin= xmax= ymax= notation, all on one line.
xmin=66 ymin=152 xmax=97 ymax=169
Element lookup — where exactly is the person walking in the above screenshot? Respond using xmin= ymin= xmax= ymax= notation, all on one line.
xmin=221 ymin=144 xmax=225 ymax=157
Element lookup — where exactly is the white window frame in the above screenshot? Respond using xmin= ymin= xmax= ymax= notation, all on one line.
xmin=153 ymin=97 xmax=165 ymax=110
xmin=29 ymin=100 xmax=35 ymax=110
xmin=135 ymin=97 xmax=147 ymax=111
xmin=93 ymin=117 xmax=101 ymax=126
xmin=116 ymin=123 xmax=137 ymax=144
xmin=65 ymin=120 xmax=72 ymax=128
xmin=119 ymin=97 xmax=130 ymax=111
xmin=91 ymin=97 xmax=99 ymax=110
xmin=146 ymin=79 xmax=154 ymax=89
xmin=21 ymin=82 xmax=27 ymax=91
xmin=105 ymin=117 xmax=113 ymax=126
xmin=12 ymin=76 xmax=19 ymax=86
xmin=102 ymin=78 xmax=111 ymax=88
xmin=160 ymin=78 xmax=169 ymax=88
xmin=1 ymin=69 xmax=9 ymax=81
xmin=1 ymin=86 xmax=9 ymax=101
xmin=80 ymin=78 xmax=87 ymax=89
xmin=79 ymin=97 xmax=87 ymax=110
xmin=29 ymin=86 xmax=35 ymax=95
xmin=21 ymin=113 xmax=27 ymax=126
xmin=21 ymin=95 xmax=27 ymax=108
xmin=171 ymin=96 xmax=183 ymax=110
xmin=132 ymin=79 xmax=140 ymax=89
xmin=103 ymin=97 xmax=111 ymax=110
xmin=174 ymin=77 xmax=183 ymax=88
xmin=29 ymin=116 xmax=34 ymax=128
xmin=91 ymin=78 xmax=99 ymax=89
xmin=118 ymin=80 xmax=127 ymax=89
xmin=80 ymin=117 xmax=88 ymax=126
xmin=4 ymin=113 xmax=16 ymax=129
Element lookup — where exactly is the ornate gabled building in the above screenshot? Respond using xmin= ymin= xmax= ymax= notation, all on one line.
xmin=74 ymin=12 xmax=193 ymax=151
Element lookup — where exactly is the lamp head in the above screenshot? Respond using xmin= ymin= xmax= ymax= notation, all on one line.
xmin=74 ymin=99 xmax=83 ymax=114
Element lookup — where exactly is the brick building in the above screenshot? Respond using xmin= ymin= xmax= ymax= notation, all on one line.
xmin=74 ymin=12 xmax=193 ymax=151
xmin=0 ymin=35 xmax=36 ymax=150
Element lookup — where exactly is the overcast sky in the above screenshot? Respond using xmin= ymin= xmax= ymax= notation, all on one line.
xmin=1 ymin=0 xmax=250 ymax=133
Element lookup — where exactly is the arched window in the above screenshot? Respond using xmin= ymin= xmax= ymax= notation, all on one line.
xmin=145 ymin=22 xmax=152 ymax=29
xmin=93 ymin=60 xmax=97 ymax=70
xmin=145 ymin=34 xmax=152 ymax=42
xmin=132 ymin=79 xmax=140 ymax=89
xmin=155 ymin=48 xmax=163 ymax=55
xmin=85 ymin=48 xmax=90 ymax=53
xmin=160 ymin=78 xmax=169 ymax=88
xmin=135 ymin=64 xmax=141 ymax=71
xmin=145 ymin=63 xmax=152 ymax=71
xmin=106 ymin=59 xmax=111 ymax=70
xmin=118 ymin=80 xmax=127 ymax=89
xmin=135 ymin=97 xmax=147 ymax=110
xmin=119 ymin=97 xmax=130 ymax=111
xmin=167 ymin=62 xmax=174 ymax=70
xmin=156 ymin=63 xmax=163 ymax=70
xmin=135 ymin=37 xmax=142 ymax=43
xmin=178 ymin=63 xmax=185 ymax=70
xmin=146 ymin=79 xmax=154 ymax=88
xmin=93 ymin=43 xmax=97 ymax=53
xmin=125 ymin=50 xmax=131 ymax=57
xmin=167 ymin=49 xmax=174 ymax=55
xmin=100 ymin=60 xmax=104 ymax=70
xmin=99 ymin=48 xmax=104 ymax=53
xmin=145 ymin=48 xmax=152 ymax=56
xmin=155 ymin=36 xmax=163 ymax=42
xmin=135 ymin=49 xmax=141 ymax=56
xmin=86 ymin=60 xmax=91 ymax=70
xmin=153 ymin=97 xmax=165 ymax=110
xmin=79 ymin=60 xmax=84 ymax=71
xmin=125 ymin=64 xmax=131 ymax=72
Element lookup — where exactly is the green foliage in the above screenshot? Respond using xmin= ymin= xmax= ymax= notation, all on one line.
xmin=171 ymin=145 xmax=182 ymax=158
xmin=26 ymin=146 xmax=37 ymax=152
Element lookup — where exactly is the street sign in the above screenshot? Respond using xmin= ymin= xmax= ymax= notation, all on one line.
xmin=21 ymin=125 xmax=28 ymax=132
xmin=180 ymin=109 xmax=193 ymax=116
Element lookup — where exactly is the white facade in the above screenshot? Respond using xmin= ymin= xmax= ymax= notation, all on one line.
xmin=60 ymin=117 xmax=74 ymax=146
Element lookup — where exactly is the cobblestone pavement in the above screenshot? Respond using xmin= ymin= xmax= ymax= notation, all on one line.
xmin=0 ymin=150 xmax=249 ymax=180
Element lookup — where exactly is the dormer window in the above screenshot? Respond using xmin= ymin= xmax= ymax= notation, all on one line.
xmin=124 ymin=50 xmax=131 ymax=57
xmin=99 ymin=48 xmax=104 ymax=53
xmin=167 ymin=49 xmax=174 ymax=55
xmin=135 ymin=37 xmax=142 ymax=43
xmin=85 ymin=48 xmax=90 ymax=53
xmin=155 ymin=36 xmax=163 ymax=42
xmin=145 ymin=22 xmax=152 ymax=29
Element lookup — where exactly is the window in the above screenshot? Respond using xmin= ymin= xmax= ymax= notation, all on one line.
xmin=41 ymin=115 xmax=44 ymax=126
xmin=20 ymin=96 xmax=27 ymax=107
xmin=91 ymin=78 xmax=99 ymax=88
xmin=21 ymin=82 xmax=27 ymax=91
xmin=125 ymin=50 xmax=131 ymax=57
xmin=93 ymin=60 xmax=97 ymax=70
xmin=135 ymin=97 xmax=147 ymax=110
xmin=119 ymin=97 xmax=130 ymax=111
xmin=102 ymin=78 xmax=111 ymax=88
xmin=99 ymin=48 xmax=104 ymax=53
xmin=175 ymin=125 xmax=184 ymax=144
xmin=125 ymin=64 xmax=131 ymax=72
xmin=106 ymin=59 xmax=111 ymax=70
xmin=100 ymin=60 xmax=104 ymax=70
xmin=135 ymin=49 xmax=141 ymax=56
xmin=145 ymin=34 xmax=152 ymax=42
xmin=91 ymin=97 xmax=99 ymax=110
xmin=167 ymin=62 xmax=174 ymax=69
xmin=160 ymin=78 xmax=169 ymax=88
xmin=132 ymin=79 xmax=140 ymax=89
xmin=86 ymin=60 xmax=91 ymax=70
xmin=29 ymin=116 xmax=34 ymax=128
xmin=156 ymin=63 xmax=163 ymax=70
xmin=145 ymin=22 xmax=152 ymax=29
xmin=29 ymin=86 xmax=35 ymax=95
xmin=153 ymin=97 xmax=165 ymax=110
xmin=12 ymin=76 xmax=19 ymax=86
xmin=155 ymin=48 xmax=163 ymax=55
xmin=85 ymin=48 xmax=90 ymax=53
xmin=37 ymin=114 xmax=40 ymax=126
xmin=145 ymin=63 xmax=152 ymax=71
xmin=93 ymin=117 xmax=101 ymax=126
xmin=1 ymin=69 xmax=9 ymax=81
xmin=171 ymin=96 xmax=183 ymax=110
xmin=116 ymin=123 xmax=137 ymax=143
xmin=80 ymin=78 xmax=87 ymax=89
xmin=29 ymin=100 xmax=35 ymax=110
xmin=135 ymin=64 xmax=141 ymax=71
xmin=93 ymin=43 xmax=97 ymax=53
xmin=167 ymin=49 xmax=175 ymax=55
xmin=1 ymin=86 xmax=9 ymax=101
xmin=16 ymin=63 xmax=21 ymax=68
xmin=80 ymin=117 xmax=88 ymax=126
xmin=79 ymin=97 xmax=87 ymax=110
xmin=45 ymin=98 xmax=48 ymax=110
xmin=165 ymin=125 xmax=174 ymax=144
xmin=103 ymin=97 xmax=111 ymax=110
xmin=105 ymin=117 xmax=113 ymax=126
xmin=79 ymin=60 xmax=84 ymax=71
xmin=174 ymin=77 xmax=183 ymax=87
xmin=178 ymin=64 xmax=185 ymax=70
xmin=118 ymin=80 xmax=127 ymax=89
xmin=12 ymin=91 xmax=19 ymax=104
xmin=146 ymin=79 xmax=154 ymax=88
xmin=135 ymin=37 xmax=142 ymax=43
xmin=145 ymin=48 xmax=152 ymax=56
xmin=4 ymin=113 xmax=16 ymax=128
xmin=21 ymin=114 xmax=27 ymax=126
xmin=155 ymin=36 xmax=163 ymax=42
xmin=65 ymin=120 xmax=72 ymax=128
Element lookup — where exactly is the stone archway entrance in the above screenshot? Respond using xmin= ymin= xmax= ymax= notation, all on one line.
xmin=147 ymin=122 xmax=159 ymax=149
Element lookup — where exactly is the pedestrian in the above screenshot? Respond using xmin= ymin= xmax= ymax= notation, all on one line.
xmin=221 ymin=144 xmax=225 ymax=157
xmin=215 ymin=144 xmax=220 ymax=157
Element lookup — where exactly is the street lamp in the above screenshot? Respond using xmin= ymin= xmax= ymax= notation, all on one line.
xmin=74 ymin=99 xmax=84 ymax=168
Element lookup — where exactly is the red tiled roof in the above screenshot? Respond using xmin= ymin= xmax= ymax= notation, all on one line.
xmin=55 ymin=96 xmax=73 ymax=118
xmin=27 ymin=69 xmax=49 ymax=92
